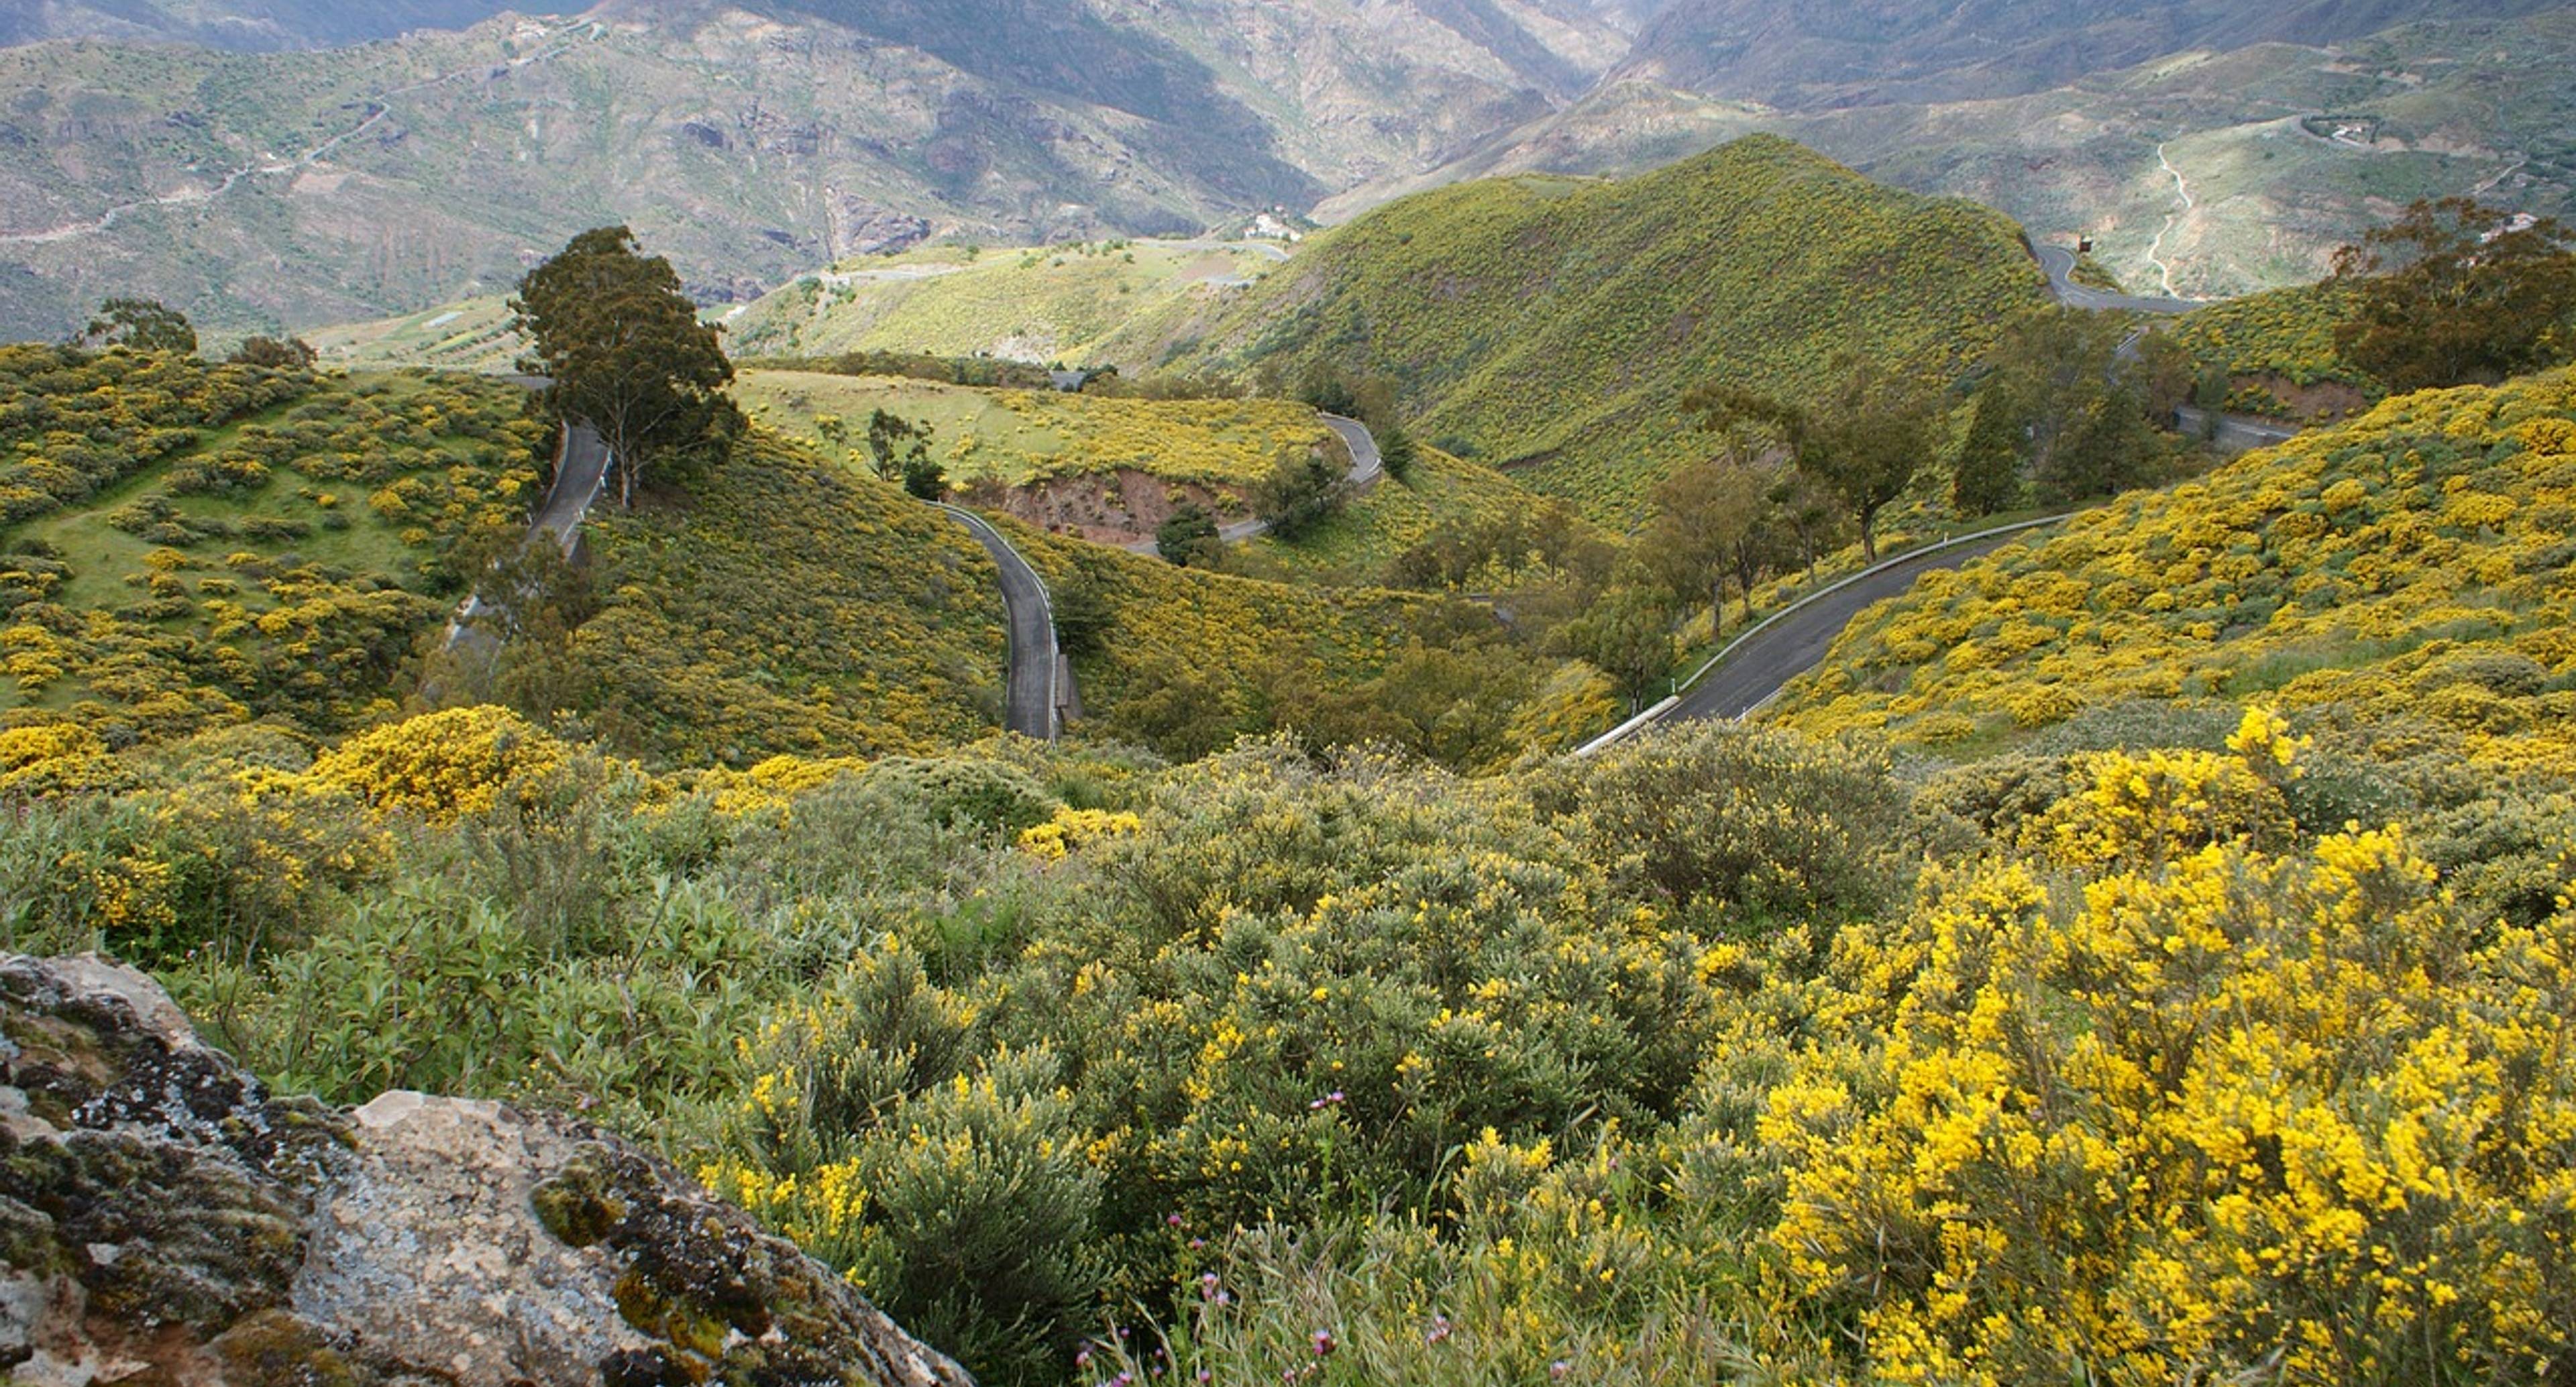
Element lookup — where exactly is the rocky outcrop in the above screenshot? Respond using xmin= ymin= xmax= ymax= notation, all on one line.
xmin=0 ymin=954 xmax=973 ymax=1387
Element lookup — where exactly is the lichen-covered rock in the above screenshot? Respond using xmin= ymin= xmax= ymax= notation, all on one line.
xmin=0 ymin=954 xmax=973 ymax=1387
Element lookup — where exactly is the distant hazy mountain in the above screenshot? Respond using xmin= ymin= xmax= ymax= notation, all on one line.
xmin=0 ymin=0 xmax=1645 ymax=341
xmin=1326 ymin=3 xmax=2576 ymax=297
xmin=1615 ymin=0 xmax=2573 ymax=109
xmin=0 ymin=1 xmax=523 ymax=50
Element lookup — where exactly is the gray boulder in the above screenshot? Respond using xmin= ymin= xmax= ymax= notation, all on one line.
xmin=0 ymin=954 xmax=973 ymax=1387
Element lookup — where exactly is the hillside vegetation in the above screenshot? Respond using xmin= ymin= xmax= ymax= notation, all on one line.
xmin=2169 ymin=280 xmax=2380 ymax=419
xmin=0 ymin=0 xmax=1637 ymax=341
xmin=739 ymin=370 xmax=1328 ymax=491
xmin=7 ymin=686 xmax=2570 ymax=1384
xmin=1775 ymin=369 xmax=2576 ymax=771
xmin=725 ymin=241 xmax=1280 ymax=367
xmin=1 ymin=349 xmax=545 ymax=746
xmin=531 ymin=434 xmax=1012 ymax=767
xmin=1172 ymin=135 xmax=2040 ymax=524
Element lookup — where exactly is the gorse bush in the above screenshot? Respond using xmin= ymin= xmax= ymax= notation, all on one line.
xmin=1778 ymin=370 xmax=2576 ymax=767
xmin=8 ymin=695 xmax=2576 ymax=1384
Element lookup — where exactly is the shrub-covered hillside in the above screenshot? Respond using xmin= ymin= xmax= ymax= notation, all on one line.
xmin=2167 ymin=280 xmax=2380 ymax=421
xmin=738 ymin=371 xmax=1328 ymax=493
xmin=1009 ymin=520 xmax=1620 ymax=768
xmin=7 ymin=694 xmax=2569 ymax=1386
xmin=1 ymin=347 xmax=545 ymax=745
xmin=533 ymin=435 xmax=1013 ymax=766
xmin=1776 ymin=369 xmax=2576 ymax=771
xmin=725 ymin=241 xmax=1281 ymax=366
xmin=1168 ymin=135 xmax=2041 ymax=524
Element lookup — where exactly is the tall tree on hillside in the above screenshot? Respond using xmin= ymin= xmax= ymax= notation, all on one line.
xmin=1642 ymin=453 xmax=1775 ymax=636
xmin=1972 ymin=308 xmax=2168 ymax=505
xmin=1951 ymin=386 xmax=2024 ymax=517
xmin=1687 ymin=361 xmax=1937 ymax=563
xmin=81 ymin=298 xmax=197 ymax=355
xmin=2332 ymin=198 xmax=2576 ymax=392
xmin=513 ymin=226 xmax=738 ymax=508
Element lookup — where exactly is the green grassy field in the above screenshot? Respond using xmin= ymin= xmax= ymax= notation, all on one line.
xmin=736 ymin=370 xmax=1330 ymax=493
xmin=723 ymin=241 xmax=1285 ymax=367
xmin=306 ymin=296 xmax=523 ymax=373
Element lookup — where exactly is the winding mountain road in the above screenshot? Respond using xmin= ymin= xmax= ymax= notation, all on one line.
xmin=1599 ymin=231 xmax=2275 ymax=746
xmin=940 ymin=506 xmax=1061 ymax=741
xmin=1666 ymin=521 xmax=2066 ymax=726
xmin=2033 ymin=245 xmax=2201 ymax=315
xmin=444 ymin=419 xmax=610 ymax=649
xmin=1213 ymin=412 xmax=1383 ymax=542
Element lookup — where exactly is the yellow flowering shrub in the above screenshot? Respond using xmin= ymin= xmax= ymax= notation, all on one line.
xmin=1017 ymin=806 xmax=1143 ymax=861
xmin=1766 ymin=819 xmax=2573 ymax=1385
xmin=686 ymin=754 xmax=873 ymax=817
xmin=307 ymin=706 xmax=570 ymax=823
xmin=1778 ymin=371 xmax=2576 ymax=767
xmin=0 ymin=722 xmax=126 ymax=797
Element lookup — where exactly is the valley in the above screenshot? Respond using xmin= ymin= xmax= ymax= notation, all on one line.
xmin=7 ymin=5 xmax=2576 ymax=1386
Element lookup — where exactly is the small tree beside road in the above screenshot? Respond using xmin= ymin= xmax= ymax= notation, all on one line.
xmin=865 ymin=410 xmax=946 ymax=500
xmin=1688 ymin=361 xmax=1937 ymax=564
xmin=513 ymin=226 xmax=739 ymax=507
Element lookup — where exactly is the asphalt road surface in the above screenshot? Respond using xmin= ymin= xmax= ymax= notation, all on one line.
xmin=532 ymin=423 xmax=611 ymax=553
xmin=943 ymin=506 xmax=1059 ymax=740
xmin=2175 ymin=405 xmax=2301 ymax=453
xmin=1672 ymin=529 xmax=2048 ymax=724
xmin=1215 ymin=411 xmax=1385 ymax=542
xmin=2033 ymin=244 xmax=2201 ymax=315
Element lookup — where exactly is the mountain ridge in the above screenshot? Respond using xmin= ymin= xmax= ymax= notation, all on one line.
xmin=0 ymin=0 xmax=1642 ymax=341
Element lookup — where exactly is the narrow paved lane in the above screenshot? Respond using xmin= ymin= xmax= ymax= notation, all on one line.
xmin=1673 ymin=526 xmax=2057 ymax=724
xmin=445 ymin=419 xmax=610 ymax=650
xmin=2175 ymin=406 xmax=2300 ymax=453
xmin=532 ymin=424 xmax=611 ymax=553
xmin=941 ymin=506 xmax=1059 ymax=740
xmin=1132 ymin=410 xmax=1384 ymax=549
xmin=2033 ymin=244 xmax=2201 ymax=315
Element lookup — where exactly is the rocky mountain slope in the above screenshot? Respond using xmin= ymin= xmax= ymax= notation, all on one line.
xmin=0 ymin=1 xmax=521 ymax=50
xmin=0 ymin=952 xmax=969 ymax=1386
xmin=0 ymin=0 xmax=1646 ymax=341
xmin=1328 ymin=3 xmax=2576 ymax=296
xmin=1613 ymin=0 xmax=2567 ymax=109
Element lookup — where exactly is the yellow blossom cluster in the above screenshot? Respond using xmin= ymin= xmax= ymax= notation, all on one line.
xmin=1780 ymin=371 xmax=2576 ymax=763
xmin=1016 ymin=806 xmax=1144 ymax=861
xmin=1761 ymin=728 xmax=2576 ymax=1382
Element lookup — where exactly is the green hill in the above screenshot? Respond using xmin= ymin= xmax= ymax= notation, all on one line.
xmin=1773 ymin=368 xmax=2576 ymax=768
xmin=1 ymin=346 xmax=1610 ymax=773
xmin=0 ymin=349 xmax=545 ymax=744
xmin=1166 ymin=135 xmax=2041 ymax=524
xmin=724 ymin=241 xmax=1285 ymax=367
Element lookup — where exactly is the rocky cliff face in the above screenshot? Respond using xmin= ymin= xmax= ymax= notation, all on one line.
xmin=0 ymin=954 xmax=971 ymax=1387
